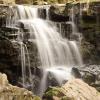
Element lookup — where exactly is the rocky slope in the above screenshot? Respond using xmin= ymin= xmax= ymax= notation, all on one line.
xmin=0 ymin=73 xmax=41 ymax=100
xmin=72 ymin=65 xmax=100 ymax=92
xmin=43 ymin=79 xmax=100 ymax=100
xmin=0 ymin=72 xmax=100 ymax=100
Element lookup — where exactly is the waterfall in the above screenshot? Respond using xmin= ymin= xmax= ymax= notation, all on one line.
xmin=6 ymin=5 xmax=83 ymax=96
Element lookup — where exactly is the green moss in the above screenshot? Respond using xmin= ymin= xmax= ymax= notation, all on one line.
xmin=43 ymin=86 xmax=66 ymax=100
xmin=45 ymin=87 xmax=60 ymax=97
xmin=33 ymin=96 xmax=41 ymax=100
xmin=61 ymin=96 xmax=71 ymax=100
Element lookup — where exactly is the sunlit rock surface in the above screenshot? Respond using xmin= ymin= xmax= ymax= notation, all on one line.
xmin=0 ymin=73 xmax=41 ymax=100
xmin=15 ymin=0 xmax=66 ymax=4
xmin=43 ymin=79 xmax=100 ymax=100
xmin=0 ymin=0 xmax=15 ymax=4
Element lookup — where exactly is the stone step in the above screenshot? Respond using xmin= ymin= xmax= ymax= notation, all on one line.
xmin=2 ymin=26 xmax=19 ymax=32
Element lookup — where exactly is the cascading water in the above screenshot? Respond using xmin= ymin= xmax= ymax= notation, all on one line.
xmin=6 ymin=5 xmax=83 ymax=96
xmin=66 ymin=4 xmax=83 ymax=43
xmin=17 ymin=30 xmax=33 ymax=89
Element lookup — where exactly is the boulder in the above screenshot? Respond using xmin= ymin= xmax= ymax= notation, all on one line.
xmin=43 ymin=79 xmax=100 ymax=100
xmin=72 ymin=65 xmax=100 ymax=92
xmin=0 ymin=73 xmax=41 ymax=100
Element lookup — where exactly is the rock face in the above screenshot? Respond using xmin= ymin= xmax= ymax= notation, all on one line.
xmin=15 ymin=0 xmax=67 ymax=4
xmin=0 ymin=36 xmax=21 ymax=84
xmin=81 ymin=4 xmax=100 ymax=64
xmin=0 ymin=0 xmax=15 ymax=4
xmin=49 ymin=5 xmax=69 ymax=22
xmin=47 ymin=2 xmax=100 ymax=65
xmin=0 ymin=5 xmax=41 ymax=86
xmin=0 ymin=73 xmax=41 ymax=100
xmin=72 ymin=65 xmax=100 ymax=92
xmin=43 ymin=79 xmax=100 ymax=100
xmin=0 ymin=8 xmax=22 ymax=85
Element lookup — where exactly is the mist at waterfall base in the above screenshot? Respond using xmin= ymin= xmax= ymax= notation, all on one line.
xmin=6 ymin=5 xmax=83 ymax=96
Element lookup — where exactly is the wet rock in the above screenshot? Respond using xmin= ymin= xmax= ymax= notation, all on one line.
xmin=0 ymin=5 xmax=9 ymax=27
xmin=38 ymin=8 xmax=46 ymax=19
xmin=49 ymin=5 xmax=69 ymax=22
xmin=0 ymin=5 xmax=15 ymax=28
xmin=0 ymin=36 xmax=21 ymax=85
xmin=78 ymin=3 xmax=100 ymax=64
xmin=72 ymin=65 xmax=100 ymax=92
xmin=46 ymin=72 xmax=60 ymax=87
xmin=47 ymin=2 xmax=100 ymax=65
xmin=80 ymin=40 xmax=97 ymax=64
xmin=82 ymin=72 xmax=96 ymax=84
xmin=79 ymin=65 xmax=100 ymax=77
xmin=71 ymin=67 xmax=81 ymax=78
xmin=81 ymin=38 xmax=100 ymax=65
xmin=1 ymin=26 xmax=19 ymax=32
xmin=43 ymin=79 xmax=100 ymax=100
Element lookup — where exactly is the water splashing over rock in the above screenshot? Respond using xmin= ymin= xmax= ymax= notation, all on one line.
xmin=6 ymin=5 xmax=83 ymax=96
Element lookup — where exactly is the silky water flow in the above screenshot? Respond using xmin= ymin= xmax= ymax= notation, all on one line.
xmin=6 ymin=5 xmax=83 ymax=96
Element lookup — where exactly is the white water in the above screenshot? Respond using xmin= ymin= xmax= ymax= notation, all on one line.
xmin=64 ymin=5 xmax=83 ymax=46
xmin=17 ymin=30 xmax=33 ymax=89
xmin=20 ymin=18 xmax=82 ymax=67
xmin=39 ymin=66 xmax=72 ymax=96
xmin=6 ymin=5 xmax=83 ymax=96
